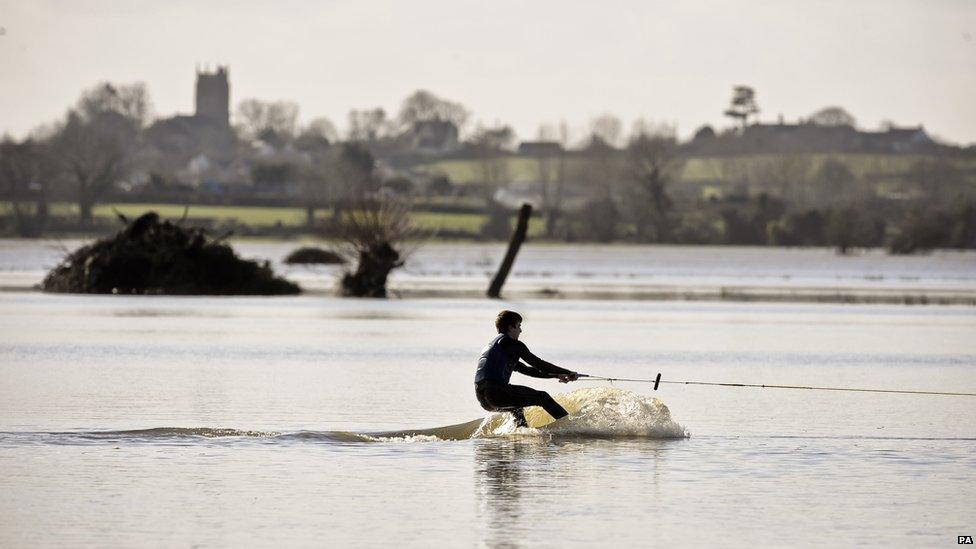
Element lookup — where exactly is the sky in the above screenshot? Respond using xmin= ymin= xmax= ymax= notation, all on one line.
xmin=1 ymin=0 xmax=974 ymax=145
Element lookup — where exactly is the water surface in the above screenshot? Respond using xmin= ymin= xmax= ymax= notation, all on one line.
xmin=2 ymin=293 xmax=975 ymax=546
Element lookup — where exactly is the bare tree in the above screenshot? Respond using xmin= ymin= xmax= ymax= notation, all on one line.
xmin=470 ymin=124 xmax=515 ymax=201
xmin=298 ymin=163 xmax=326 ymax=227
xmin=0 ymin=137 xmax=51 ymax=236
xmin=52 ymin=82 xmax=147 ymax=223
xmin=292 ymin=119 xmax=337 ymax=227
xmin=533 ymin=123 xmax=570 ymax=238
xmin=808 ymin=106 xmax=857 ymax=128
xmin=337 ymin=142 xmax=377 ymax=196
xmin=338 ymin=197 xmax=416 ymax=297
xmin=625 ymin=123 xmax=684 ymax=242
xmin=751 ymin=155 xmax=812 ymax=204
xmin=575 ymin=121 xmax=624 ymax=242
xmin=396 ymin=90 xmax=469 ymax=132
xmin=265 ymin=103 xmax=299 ymax=137
xmin=588 ymin=114 xmax=624 ymax=149
xmin=300 ymin=117 xmax=339 ymax=144
xmin=78 ymin=82 xmax=153 ymax=128
xmin=292 ymin=141 xmax=371 ymax=231
xmin=305 ymin=142 xmax=379 ymax=230
xmin=296 ymin=139 xmax=379 ymax=230
xmin=235 ymin=99 xmax=300 ymax=143
xmin=906 ymin=158 xmax=968 ymax=206
xmin=347 ymin=108 xmax=389 ymax=142
xmin=812 ymin=158 xmax=857 ymax=207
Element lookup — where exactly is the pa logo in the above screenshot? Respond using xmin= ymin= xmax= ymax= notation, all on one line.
xmin=959 ymin=535 xmax=974 ymax=544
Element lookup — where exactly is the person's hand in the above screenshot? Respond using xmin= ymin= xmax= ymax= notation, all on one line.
xmin=558 ymin=372 xmax=579 ymax=383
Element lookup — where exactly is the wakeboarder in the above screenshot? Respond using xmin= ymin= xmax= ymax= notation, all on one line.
xmin=475 ymin=310 xmax=579 ymax=427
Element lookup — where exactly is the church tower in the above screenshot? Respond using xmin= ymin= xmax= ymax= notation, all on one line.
xmin=195 ymin=66 xmax=230 ymax=127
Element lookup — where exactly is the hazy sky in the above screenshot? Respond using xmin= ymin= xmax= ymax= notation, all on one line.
xmin=2 ymin=0 xmax=974 ymax=144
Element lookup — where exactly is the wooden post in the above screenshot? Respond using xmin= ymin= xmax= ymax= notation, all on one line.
xmin=487 ymin=203 xmax=532 ymax=299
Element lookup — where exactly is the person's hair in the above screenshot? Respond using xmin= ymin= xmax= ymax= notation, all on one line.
xmin=495 ymin=310 xmax=523 ymax=333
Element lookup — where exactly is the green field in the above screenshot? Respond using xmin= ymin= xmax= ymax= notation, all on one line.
xmin=412 ymin=153 xmax=976 ymax=185
xmin=93 ymin=203 xmax=308 ymax=226
xmin=1 ymin=201 xmax=506 ymax=236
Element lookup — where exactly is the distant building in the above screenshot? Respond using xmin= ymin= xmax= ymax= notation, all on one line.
xmin=195 ymin=66 xmax=230 ymax=127
xmin=863 ymin=126 xmax=935 ymax=153
xmin=517 ymin=141 xmax=564 ymax=156
xmin=145 ymin=66 xmax=236 ymax=163
xmin=145 ymin=115 xmax=233 ymax=155
xmin=688 ymin=121 xmax=939 ymax=155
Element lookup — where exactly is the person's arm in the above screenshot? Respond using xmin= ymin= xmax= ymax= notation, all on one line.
xmin=514 ymin=361 xmax=556 ymax=378
xmin=516 ymin=341 xmax=578 ymax=381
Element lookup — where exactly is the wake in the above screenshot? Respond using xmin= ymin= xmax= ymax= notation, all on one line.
xmin=0 ymin=388 xmax=688 ymax=445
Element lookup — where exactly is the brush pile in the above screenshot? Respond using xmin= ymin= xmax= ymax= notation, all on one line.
xmin=42 ymin=211 xmax=300 ymax=295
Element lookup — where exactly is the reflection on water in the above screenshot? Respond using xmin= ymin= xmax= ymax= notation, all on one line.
xmin=474 ymin=439 xmax=551 ymax=549
xmin=473 ymin=438 xmax=674 ymax=548
xmin=330 ymin=310 xmax=423 ymax=321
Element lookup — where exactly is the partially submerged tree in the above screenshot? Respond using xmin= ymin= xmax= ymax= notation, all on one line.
xmin=338 ymin=197 xmax=416 ymax=297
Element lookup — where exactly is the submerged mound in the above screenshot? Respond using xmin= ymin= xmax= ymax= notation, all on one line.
xmin=41 ymin=212 xmax=301 ymax=295
xmin=283 ymin=246 xmax=346 ymax=265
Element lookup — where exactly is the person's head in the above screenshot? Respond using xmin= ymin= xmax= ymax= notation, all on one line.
xmin=495 ymin=310 xmax=523 ymax=339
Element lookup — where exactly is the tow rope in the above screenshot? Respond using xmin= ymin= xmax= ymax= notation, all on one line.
xmin=576 ymin=373 xmax=976 ymax=397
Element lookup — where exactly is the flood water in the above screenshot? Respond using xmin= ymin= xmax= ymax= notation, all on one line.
xmin=2 ymin=239 xmax=975 ymax=300
xmin=2 ymin=292 xmax=974 ymax=547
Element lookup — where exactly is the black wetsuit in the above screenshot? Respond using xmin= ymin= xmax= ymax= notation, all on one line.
xmin=474 ymin=333 xmax=572 ymax=426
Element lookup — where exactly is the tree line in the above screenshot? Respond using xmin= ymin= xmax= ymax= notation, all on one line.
xmin=1 ymin=81 xmax=974 ymax=254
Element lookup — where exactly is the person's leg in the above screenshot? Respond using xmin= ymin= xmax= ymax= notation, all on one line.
xmin=484 ymin=384 xmax=569 ymax=420
xmin=533 ymin=391 xmax=570 ymax=420
xmin=475 ymin=384 xmax=495 ymax=411
xmin=477 ymin=383 xmax=530 ymax=427
xmin=511 ymin=408 xmax=528 ymax=428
